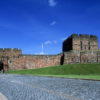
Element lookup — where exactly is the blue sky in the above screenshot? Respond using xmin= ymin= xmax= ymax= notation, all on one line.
xmin=0 ymin=0 xmax=100 ymax=54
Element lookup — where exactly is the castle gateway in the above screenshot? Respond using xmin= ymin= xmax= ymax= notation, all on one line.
xmin=0 ymin=34 xmax=100 ymax=72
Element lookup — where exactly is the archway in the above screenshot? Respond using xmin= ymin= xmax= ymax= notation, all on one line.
xmin=0 ymin=62 xmax=4 ymax=73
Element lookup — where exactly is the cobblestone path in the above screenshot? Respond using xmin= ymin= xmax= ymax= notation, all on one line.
xmin=0 ymin=74 xmax=100 ymax=100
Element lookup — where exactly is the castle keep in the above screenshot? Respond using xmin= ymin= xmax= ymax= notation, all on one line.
xmin=0 ymin=34 xmax=100 ymax=72
xmin=63 ymin=34 xmax=100 ymax=64
xmin=63 ymin=34 xmax=99 ymax=51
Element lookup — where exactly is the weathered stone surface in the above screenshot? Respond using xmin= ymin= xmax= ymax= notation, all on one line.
xmin=8 ymin=55 xmax=61 ymax=70
xmin=63 ymin=51 xmax=80 ymax=64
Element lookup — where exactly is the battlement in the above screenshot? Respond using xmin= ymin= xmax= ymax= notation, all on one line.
xmin=80 ymin=34 xmax=89 ymax=39
xmin=63 ymin=34 xmax=99 ymax=52
xmin=71 ymin=34 xmax=98 ymax=39
xmin=0 ymin=48 xmax=22 ymax=57
xmin=0 ymin=48 xmax=21 ymax=51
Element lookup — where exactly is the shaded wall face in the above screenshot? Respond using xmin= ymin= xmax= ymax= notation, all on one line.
xmin=0 ymin=62 xmax=4 ymax=71
xmin=8 ymin=55 xmax=61 ymax=70
xmin=0 ymin=57 xmax=8 ymax=71
xmin=63 ymin=37 xmax=72 ymax=52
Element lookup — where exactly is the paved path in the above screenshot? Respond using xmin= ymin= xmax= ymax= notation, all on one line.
xmin=0 ymin=74 xmax=100 ymax=100
xmin=0 ymin=93 xmax=8 ymax=100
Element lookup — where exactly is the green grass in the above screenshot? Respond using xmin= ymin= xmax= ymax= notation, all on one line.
xmin=34 ymin=75 xmax=100 ymax=80
xmin=6 ymin=64 xmax=100 ymax=80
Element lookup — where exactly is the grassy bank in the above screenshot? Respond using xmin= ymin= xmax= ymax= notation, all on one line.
xmin=6 ymin=64 xmax=100 ymax=80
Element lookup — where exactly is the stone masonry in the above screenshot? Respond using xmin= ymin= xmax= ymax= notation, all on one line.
xmin=0 ymin=34 xmax=100 ymax=72
xmin=63 ymin=34 xmax=100 ymax=64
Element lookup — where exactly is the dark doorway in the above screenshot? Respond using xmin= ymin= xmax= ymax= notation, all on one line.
xmin=60 ymin=54 xmax=64 ymax=65
xmin=0 ymin=62 xmax=4 ymax=73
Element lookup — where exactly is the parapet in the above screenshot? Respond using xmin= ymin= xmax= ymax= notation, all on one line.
xmin=3 ymin=48 xmax=21 ymax=51
xmin=90 ymin=35 xmax=98 ymax=41
xmin=71 ymin=34 xmax=79 ymax=38
xmin=79 ymin=34 xmax=89 ymax=39
xmin=71 ymin=34 xmax=98 ymax=40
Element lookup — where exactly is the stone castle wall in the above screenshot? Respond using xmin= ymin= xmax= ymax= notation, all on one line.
xmin=63 ymin=51 xmax=100 ymax=64
xmin=0 ymin=34 xmax=100 ymax=71
xmin=8 ymin=54 xmax=61 ymax=70
xmin=0 ymin=48 xmax=22 ymax=71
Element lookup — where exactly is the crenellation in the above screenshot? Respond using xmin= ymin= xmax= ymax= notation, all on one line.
xmin=90 ymin=35 xmax=98 ymax=40
xmin=72 ymin=34 xmax=79 ymax=38
xmin=80 ymin=34 xmax=89 ymax=39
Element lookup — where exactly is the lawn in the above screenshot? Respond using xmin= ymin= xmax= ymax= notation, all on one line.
xmin=6 ymin=64 xmax=100 ymax=80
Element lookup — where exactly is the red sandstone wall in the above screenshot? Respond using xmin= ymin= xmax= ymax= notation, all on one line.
xmin=63 ymin=51 xmax=80 ymax=64
xmin=80 ymin=51 xmax=98 ymax=63
xmin=0 ymin=48 xmax=22 ymax=58
xmin=8 ymin=54 xmax=62 ymax=70
xmin=63 ymin=51 xmax=100 ymax=64
xmin=72 ymin=38 xmax=80 ymax=50
xmin=3 ymin=49 xmax=22 ymax=58
xmin=90 ymin=40 xmax=99 ymax=50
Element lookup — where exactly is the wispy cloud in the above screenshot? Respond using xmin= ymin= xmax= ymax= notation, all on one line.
xmin=39 ymin=52 xmax=44 ymax=55
xmin=50 ymin=21 xmax=56 ymax=26
xmin=48 ymin=0 xmax=57 ymax=7
xmin=44 ymin=41 xmax=52 ymax=45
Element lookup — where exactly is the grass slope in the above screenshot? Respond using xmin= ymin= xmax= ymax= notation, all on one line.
xmin=6 ymin=64 xmax=100 ymax=75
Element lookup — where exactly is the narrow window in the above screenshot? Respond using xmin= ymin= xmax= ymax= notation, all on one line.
xmin=80 ymin=41 xmax=82 ymax=50
xmin=85 ymin=46 xmax=86 ymax=50
xmin=88 ymin=41 xmax=90 ymax=50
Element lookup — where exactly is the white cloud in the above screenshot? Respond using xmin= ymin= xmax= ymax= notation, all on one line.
xmin=48 ymin=0 xmax=57 ymax=7
xmin=39 ymin=52 xmax=44 ymax=55
xmin=44 ymin=40 xmax=57 ymax=45
xmin=44 ymin=41 xmax=52 ymax=45
xmin=50 ymin=21 xmax=56 ymax=26
xmin=35 ymin=52 xmax=44 ymax=55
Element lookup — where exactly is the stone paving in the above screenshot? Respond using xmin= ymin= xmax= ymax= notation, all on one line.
xmin=0 ymin=93 xmax=8 ymax=100
xmin=0 ymin=74 xmax=100 ymax=100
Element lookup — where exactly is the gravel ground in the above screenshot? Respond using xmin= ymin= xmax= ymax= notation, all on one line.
xmin=0 ymin=74 xmax=100 ymax=100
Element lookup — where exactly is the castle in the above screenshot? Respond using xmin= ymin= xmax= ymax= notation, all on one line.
xmin=0 ymin=34 xmax=100 ymax=72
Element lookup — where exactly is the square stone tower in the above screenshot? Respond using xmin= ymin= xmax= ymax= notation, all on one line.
xmin=63 ymin=34 xmax=99 ymax=51
xmin=62 ymin=34 xmax=100 ymax=64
